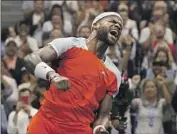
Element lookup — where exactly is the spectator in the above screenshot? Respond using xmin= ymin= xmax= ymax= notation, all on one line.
xmin=14 ymin=20 xmax=39 ymax=53
xmin=129 ymin=74 xmax=141 ymax=98
xmin=24 ymin=0 xmax=46 ymax=47
xmin=49 ymin=1 xmax=78 ymax=35
xmin=139 ymin=9 xmax=174 ymax=46
xmin=118 ymin=3 xmax=139 ymax=40
xmin=146 ymin=49 xmax=176 ymax=85
xmin=22 ymin=0 xmax=50 ymax=19
xmin=1 ymin=28 xmax=8 ymax=57
xmin=63 ymin=1 xmax=79 ymax=35
xmin=154 ymin=46 xmax=177 ymax=71
xmin=2 ymin=38 xmax=24 ymax=85
xmin=43 ymin=4 xmax=72 ymax=37
xmin=153 ymin=1 xmax=177 ymax=36
xmin=74 ymin=1 xmax=89 ymax=35
xmin=42 ymin=14 xmax=63 ymax=33
xmin=1 ymin=60 xmax=18 ymax=116
xmin=7 ymin=88 xmax=38 ymax=134
xmin=118 ymin=34 xmax=137 ymax=78
xmin=106 ymin=44 xmax=120 ymax=68
xmin=79 ymin=1 xmax=103 ymax=28
xmin=18 ymin=67 xmax=38 ymax=93
xmin=1 ymin=104 xmax=8 ymax=134
xmin=146 ymin=59 xmax=176 ymax=134
xmin=130 ymin=79 xmax=171 ymax=134
xmin=43 ymin=29 xmax=63 ymax=47
xmin=152 ymin=23 xmax=177 ymax=62
xmin=76 ymin=25 xmax=91 ymax=38
xmin=1 ymin=62 xmax=13 ymax=134
xmin=142 ymin=44 xmax=177 ymax=72
xmin=172 ymin=89 xmax=177 ymax=113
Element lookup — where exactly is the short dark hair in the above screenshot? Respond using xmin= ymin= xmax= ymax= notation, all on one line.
xmin=50 ymin=4 xmax=64 ymax=24
xmin=19 ymin=20 xmax=29 ymax=27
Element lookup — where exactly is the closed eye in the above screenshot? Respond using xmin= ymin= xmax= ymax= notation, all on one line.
xmin=109 ymin=20 xmax=117 ymax=24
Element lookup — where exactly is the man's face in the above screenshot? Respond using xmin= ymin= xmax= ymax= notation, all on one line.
xmin=95 ymin=16 xmax=123 ymax=46
xmin=19 ymin=24 xmax=28 ymax=36
xmin=34 ymin=0 xmax=44 ymax=13
xmin=79 ymin=27 xmax=91 ymax=38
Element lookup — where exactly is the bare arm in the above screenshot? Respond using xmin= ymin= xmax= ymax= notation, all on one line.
xmin=93 ymin=94 xmax=112 ymax=129
xmin=156 ymin=75 xmax=171 ymax=104
xmin=24 ymin=38 xmax=76 ymax=90
xmin=120 ymin=49 xmax=131 ymax=72
xmin=24 ymin=45 xmax=57 ymax=75
xmin=161 ymin=84 xmax=171 ymax=104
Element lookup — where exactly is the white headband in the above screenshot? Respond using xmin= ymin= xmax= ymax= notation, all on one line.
xmin=91 ymin=12 xmax=123 ymax=28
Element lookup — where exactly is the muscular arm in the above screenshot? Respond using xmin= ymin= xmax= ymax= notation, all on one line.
xmin=24 ymin=37 xmax=81 ymax=79
xmin=93 ymin=94 xmax=112 ymax=129
xmin=24 ymin=45 xmax=57 ymax=75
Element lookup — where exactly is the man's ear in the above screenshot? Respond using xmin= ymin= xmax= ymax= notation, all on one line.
xmin=92 ymin=23 xmax=100 ymax=30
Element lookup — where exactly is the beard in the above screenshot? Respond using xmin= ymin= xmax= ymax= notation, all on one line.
xmin=96 ymin=27 xmax=116 ymax=46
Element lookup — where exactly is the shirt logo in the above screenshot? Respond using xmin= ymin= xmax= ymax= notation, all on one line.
xmin=101 ymin=71 xmax=106 ymax=75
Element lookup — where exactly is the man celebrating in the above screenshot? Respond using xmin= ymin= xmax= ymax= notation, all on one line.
xmin=24 ymin=12 xmax=123 ymax=134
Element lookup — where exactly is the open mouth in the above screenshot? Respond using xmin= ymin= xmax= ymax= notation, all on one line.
xmin=110 ymin=30 xmax=118 ymax=38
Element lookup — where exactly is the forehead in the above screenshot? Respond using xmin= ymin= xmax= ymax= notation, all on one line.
xmin=20 ymin=24 xmax=28 ymax=28
xmin=145 ymin=81 xmax=155 ymax=86
xmin=35 ymin=1 xmax=43 ymax=4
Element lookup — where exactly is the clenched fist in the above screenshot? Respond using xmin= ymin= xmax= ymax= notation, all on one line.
xmin=95 ymin=127 xmax=109 ymax=134
xmin=94 ymin=126 xmax=109 ymax=134
xmin=48 ymin=72 xmax=71 ymax=91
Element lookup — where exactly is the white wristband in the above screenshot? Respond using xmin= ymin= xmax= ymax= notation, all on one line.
xmin=34 ymin=62 xmax=55 ymax=80
xmin=93 ymin=125 xmax=107 ymax=134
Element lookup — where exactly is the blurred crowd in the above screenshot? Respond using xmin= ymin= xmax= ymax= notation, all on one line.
xmin=1 ymin=0 xmax=177 ymax=134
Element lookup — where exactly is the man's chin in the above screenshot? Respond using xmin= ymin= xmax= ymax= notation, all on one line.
xmin=107 ymin=34 xmax=118 ymax=46
xmin=107 ymin=38 xmax=117 ymax=46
